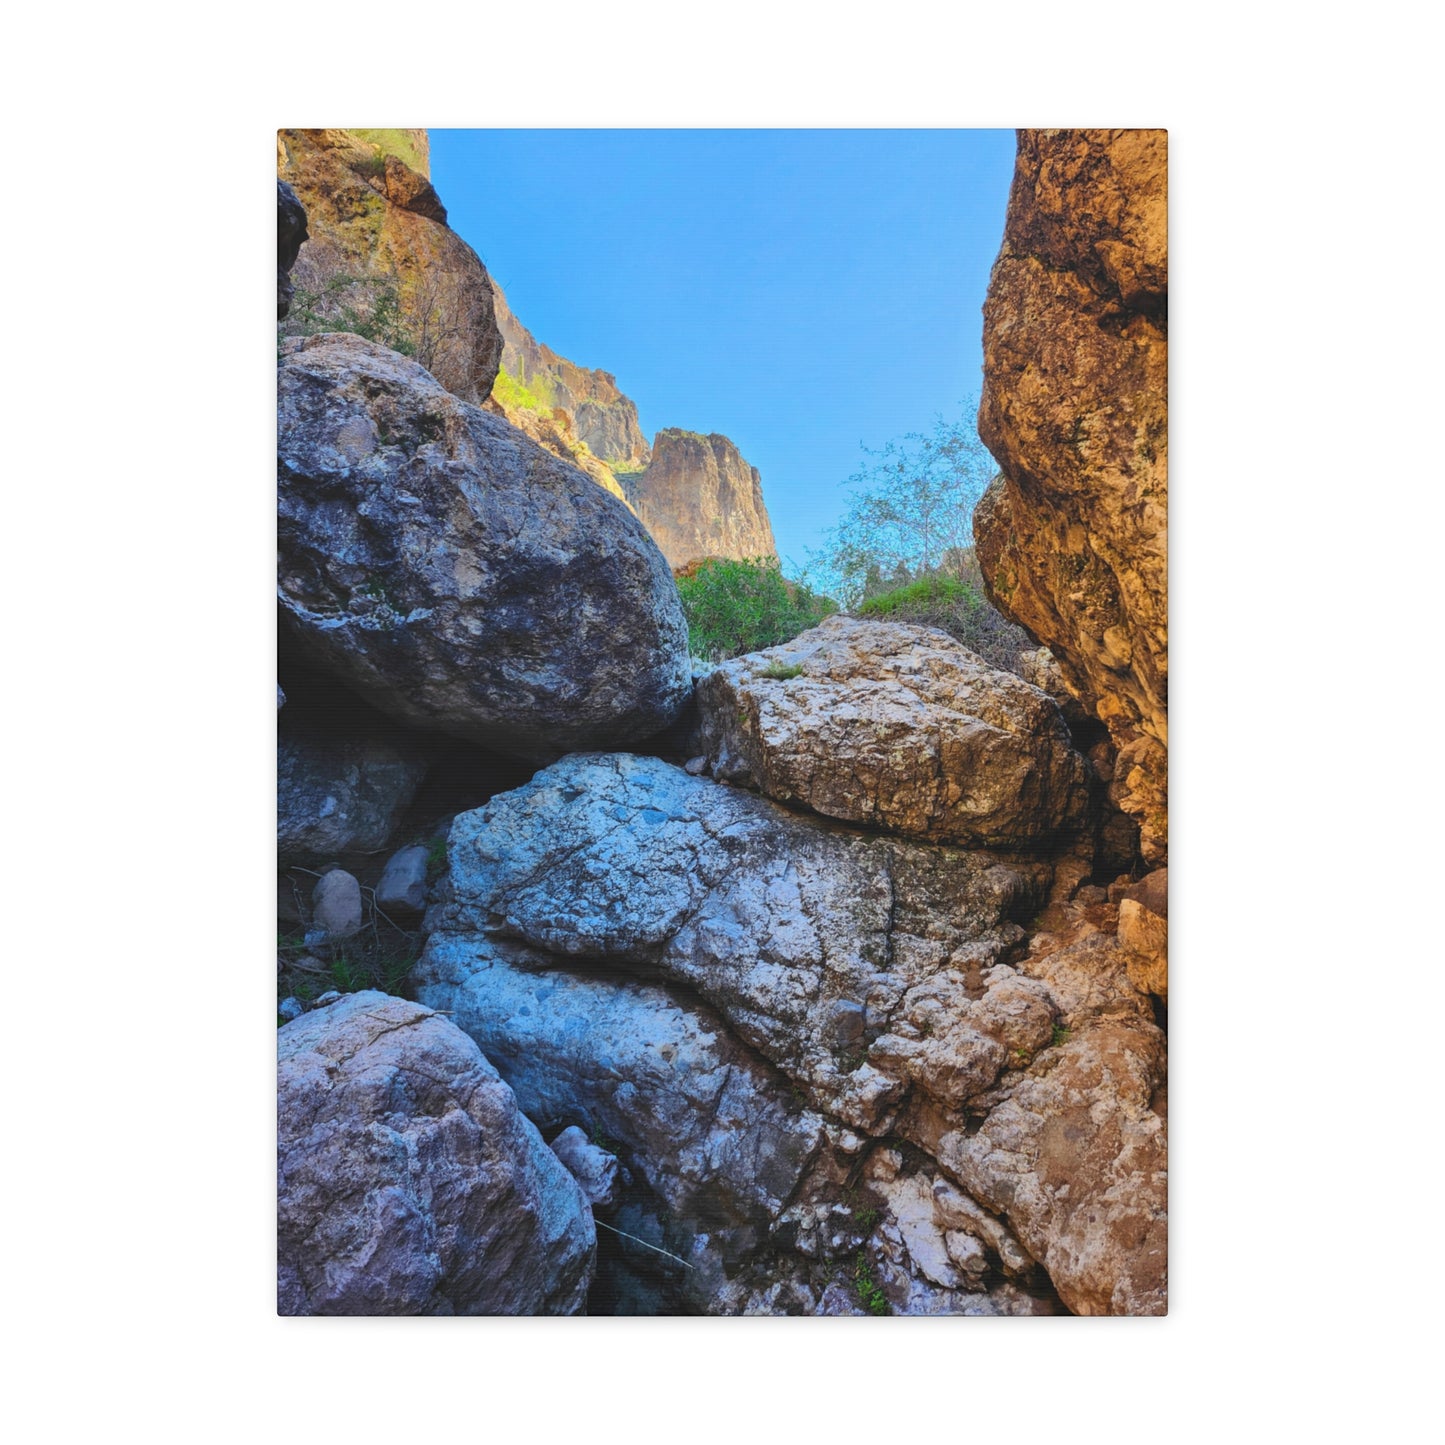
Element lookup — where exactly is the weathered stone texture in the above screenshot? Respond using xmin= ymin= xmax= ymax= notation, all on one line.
xmin=277 ymin=333 xmax=691 ymax=761
xmin=695 ymin=615 xmax=1090 ymax=850
xmin=277 ymin=992 xmax=595 ymax=1315
xmin=621 ymin=428 xmax=778 ymax=570
xmin=976 ymin=128 xmax=1167 ymax=863
xmin=277 ymin=128 xmax=503 ymax=403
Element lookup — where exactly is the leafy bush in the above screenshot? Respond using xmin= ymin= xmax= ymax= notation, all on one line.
xmin=856 ymin=552 xmax=1032 ymax=674
xmin=492 ymin=364 xmax=558 ymax=415
xmin=676 ymin=557 xmax=837 ymax=663
xmin=810 ymin=400 xmax=997 ymax=608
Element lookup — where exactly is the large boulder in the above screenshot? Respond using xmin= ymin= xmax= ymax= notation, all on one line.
xmin=425 ymin=752 xmax=1053 ymax=1134
xmin=415 ymin=934 xmax=1048 ymax=1316
xmin=415 ymin=933 xmax=827 ymax=1298
xmin=975 ymin=129 xmax=1168 ymax=864
xmin=277 ymin=333 xmax=692 ymax=761
xmin=277 ymin=992 xmax=595 ymax=1315
xmin=277 ymin=704 xmax=428 ymax=867
xmin=277 ymin=129 xmax=503 ymax=404
xmin=695 ymin=615 xmax=1090 ymax=849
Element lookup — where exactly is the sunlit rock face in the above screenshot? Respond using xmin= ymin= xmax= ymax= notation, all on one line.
xmin=620 ymin=429 xmax=778 ymax=571
xmin=975 ymin=128 xmax=1168 ymax=865
xmin=277 ymin=128 xmax=503 ymax=404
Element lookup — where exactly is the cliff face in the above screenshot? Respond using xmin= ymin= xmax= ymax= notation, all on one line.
xmin=276 ymin=128 xmax=502 ymax=405
xmin=622 ymin=429 xmax=778 ymax=571
xmin=974 ymin=129 xmax=1167 ymax=864
xmin=492 ymin=287 xmax=651 ymax=470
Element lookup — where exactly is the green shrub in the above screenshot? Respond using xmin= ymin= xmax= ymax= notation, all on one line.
xmin=855 ymin=555 xmax=1032 ymax=674
xmin=492 ymin=364 xmax=557 ymax=415
xmin=676 ymin=557 xmax=837 ymax=663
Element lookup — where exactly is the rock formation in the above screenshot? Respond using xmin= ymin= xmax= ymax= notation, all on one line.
xmin=416 ymin=749 xmax=1164 ymax=1313
xmin=276 ymin=181 xmax=308 ymax=320
xmin=620 ymin=428 xmax=778 ymax=571
xmin=974 ymin=128 xmax=1168 ymax=865
xmin=277 ymin=332 xmax=692 ymax=761
xmin=492 ymin=284 xmax=651 ymax=471
xmin=277 ymin=128 xmax=503 ymax=405
xmin=277 ymin=699 xmax=428 ymax=867
xmin=695 ymin=615 xmax=1090 ymax=849
xmin=277 ymin=992 xmax=596 ymax=1315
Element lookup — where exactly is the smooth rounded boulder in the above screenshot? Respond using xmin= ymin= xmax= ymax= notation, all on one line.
xmin=277 ymin=991 xmax=595 ymax=1315
xmin=278 ymin=333 xmax=692 ymax=761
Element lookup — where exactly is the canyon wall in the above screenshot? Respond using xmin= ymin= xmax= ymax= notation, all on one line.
xmin=622 ymin=429 xmax=779 ymax=571
xmin=276 ymin=128 xmax=502 ymax=405
xmin=974 ymin=129 xmax=1167 ymax=864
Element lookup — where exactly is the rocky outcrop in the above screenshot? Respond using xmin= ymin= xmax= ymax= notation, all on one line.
xmin=277 ymin=128 xmax=503 ymax=404
xmin=277 ymin=992 xmax=595 ymax=1315
xmin=695 ymin=615 xmax=1090 ymax=850
xmin=492 ymin=285 xmax=651 ymax=470
xmin=427 ymin=753 xmax=1055 ymax=1134
xmin=418 ymin=755 xmax=1165 ymax=1313
xmin=621 ymin=429 xmax=778 ymax=570
xmin=415 ymin=933 xmax=828 ymax=1307
xmin=1117 ymin=867 xmax=1167 ymax=1001
xmin=277 ymin=181 xmax=308 ymax=320
xmin=277 ymin=704 xmax=428 ymax=867
xmin=277 ymin=333 xmax=692 ymax=761
xmin=975 ymin=128 xmax=1167 ymax=864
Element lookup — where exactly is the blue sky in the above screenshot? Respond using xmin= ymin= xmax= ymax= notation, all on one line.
xmin=431 ymin=129 xmax=1018 ymax=574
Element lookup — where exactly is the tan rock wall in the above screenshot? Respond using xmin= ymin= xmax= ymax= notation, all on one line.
xmin=975 ymin=129 xmax=1167 ymax=864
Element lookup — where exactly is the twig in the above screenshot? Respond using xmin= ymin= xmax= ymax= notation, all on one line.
xmin=593 ymin=1219 xmax=693 ymax=1270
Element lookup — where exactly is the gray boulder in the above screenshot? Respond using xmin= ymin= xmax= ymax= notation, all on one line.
xmin=311 ymin=869 xmax=362 ymax=939
xmin=278 ymin=711 xmax=427 ymax=867
xmin=376 ymin=844 xmax=430 ymax=918
xmin=426 ymin=753 xmax=1054 ymax=1133
xmin=415 ymin=934 xmax=825 ymax=1275
xmin=695 ymin=615 xmax=1090 ymax=850
xmin=277 ymin=334 xmax=692 ymax=761
xmin=277 ymin=992 xmax=595 ymax=1315
xmin=549 ymin=1127 xmax=621 ymax=1212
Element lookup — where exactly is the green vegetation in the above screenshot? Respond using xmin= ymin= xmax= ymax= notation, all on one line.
xmin=759 ymin=660 xmax=804 ymax=681
xmin=854 ymin=555 xmax=1031 ymax=674
xmin=350 ymin=129 xmax=428 ymax=175
xmin=425 ymin=836 xmax=448 ymax=881
xmin=282 ymin=270 xmax=416 ymax=357
xmin=492 ymin=364 xmax=558 ymax=415
xmin=327 ymin=945 xmax=417 ymax=997
xmin=677 ymin=557 xmax=837 ymax=663
xmin=852 ymin=1251 xmax=890 ymax=1316
xmin=809 ymin=400 xmax=997 ymax=609
xmin=1051 ymin=1023 xmax=1072 ymax=1048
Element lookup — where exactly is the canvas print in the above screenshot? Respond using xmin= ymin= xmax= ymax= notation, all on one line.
xmin=276 ymin=127 xmax=1168 ymax=1316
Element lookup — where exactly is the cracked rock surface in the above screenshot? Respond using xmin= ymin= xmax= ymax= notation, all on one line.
xmin=695 ymin=615 xmax=1089 ymax=849
xmin=277 ymin=991 xmax=595 ymax=1315
xmin=278 ymin=334 xmax=691 ymax=761
xmin=425 ymin=752 xmax=1056 ymax=1131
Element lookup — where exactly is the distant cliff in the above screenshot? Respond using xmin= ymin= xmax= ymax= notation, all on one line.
xmin=492 ymin=287 xmax=651 ymax=471
xmin=621 ymin=429 xmax=778 ymax=571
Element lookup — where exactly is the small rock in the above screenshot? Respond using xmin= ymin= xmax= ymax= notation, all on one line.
xmin=312 ymin=870 xmax=363 ymax=939
xmin=823 ymin=999 xmax=866 ymax=1053
xmin=377 ymin=845 xmax=429 ymax=918
xmin=278 ymin=997 xmax=305 ymax=1023
xmin=550 ymin=1126 xmax=621 ymax=1211
xmin=312 ymin=991 xmax=341 ymax=1008
xmin=683 ymin=756 xmax=708 ymax=776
